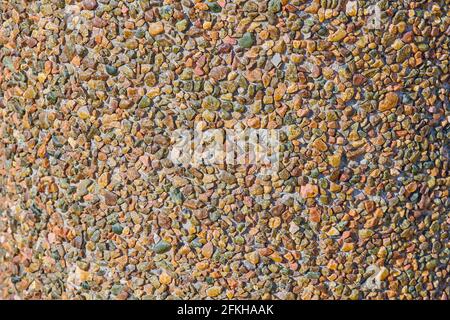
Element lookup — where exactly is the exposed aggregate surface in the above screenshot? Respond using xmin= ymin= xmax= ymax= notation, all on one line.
xmin=0 ymin=0 xmax=449 ymax=300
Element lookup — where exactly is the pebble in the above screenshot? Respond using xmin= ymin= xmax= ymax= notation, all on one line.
xmin=379 ymin=92 xmax=399 ymax=112
xmin=328 ymin=154 xmax=341 ymax=168
xmin=105 ymin=65 xmax=118 ymax=76
xmin=206 ymin=286 xmax=222 ymax=298
xmin=83 ymin=0 xmax=98 ymax=11
xmin=153 ymin=241 xmax=171 ymax=254
xmin=159 ymin=272 xmax=172 ymax=285
xmin=271 ymin=54 xmax=282 ymax=67
xmin=77 ymin=106 xmax=90 ymax=120
xmin=149 ymin=22 xmax=164 ymax=37
xmin=268 ymin=0 xmax=281 ymax=13
xmin=328 ymin=29 xmax=347 ymax=42
xmin=201 ymin=242 xmax=214 ymax=259
xmin=312 ymin=139 xmax=328 ymax=152
xmin=112 ymin=224 xmax=123 ymax=235
xmin=176 ymin=20 xmax=189 ymax=32
xmin=245 ymin=252 xmax=260 ymax=265
xmin=23 ymin=87 xmax=36 ymax=99
xmin=301 ymin=184 xmax=319 ymax=198
xmin=239 ymin=32 xmax=255 ymax=48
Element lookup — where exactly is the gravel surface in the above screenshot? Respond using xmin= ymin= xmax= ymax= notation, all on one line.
xmin=0 ymin=0 xmax=449 ymax=300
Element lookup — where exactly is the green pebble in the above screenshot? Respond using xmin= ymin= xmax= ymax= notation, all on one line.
xmin=159 ymin=5 xmax=173 ymax=20
xmin=239 ymin=32 xmax=255 ymax=48
xmin=176 ymin=19 xmax=189 ymax=32
xmin=268 ymin=0 xmax=281 ymax=13
xmin=112 ymin=223 xmax=123 ymax=235
xmin=234 ymin=235 xmax=245 ymax=245
xmin=46 ymin=91 xmax=58 ymax=104
xmin=207 ymin=2 xmax=222 ymax=13
xmin=138 ymin=95 xmax=151 ymax=108
xmin=153 ymin=240 xmax=172 ymax=254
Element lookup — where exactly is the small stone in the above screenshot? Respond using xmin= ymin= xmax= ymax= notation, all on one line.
xmin=305 ymin=271 xmax=320 ymax=279
xmin=112 ymin=223 xmax=123 ymax=235
xmin=202 ymin=96 xmax=220 ymax=110
xmin=220 ymin=172 xmax=236 ymax=185
xmin=37 ymin=73 xmax=46 ymax=83
xmin=272 ymin=40 xmax=286 ymax=53
xmin=289 ymin=222 xmax=300 ymax=234
xmin=396 ymin=44 xmax=411 ymax=63
xmin=77 ymin=106 xmax=90 ymax=120
xmin=138 ymin=96 xmax=151 ymax=108
xmin=268 ymin=0 xmax=281 ymax=13
xmin=427 ymin=177 xmax=436 ymax=188
xmin=147 ymin=87 xmax=160 ymax=99
xmin=342 ymin=242 xmax=354 ymax=252
xmin=312 ymin=139 xmax=328 ymax=152
xmin=75 ymin=267 xmax=91 ymax=282
xmin=269 ymin=217 xmax=281 ymax=229
xmin=247 ymin=117 xmax=260 ymax=128
xmin=110 ymin=284 xmax=124 ymax=296
xmin=159 ymin=272 xmax=172 ymax=285
xmin=402 ymin=31 xmax=414 ymax=43
xmin=245 ymin=68 xmax=262 ymax=82
xmin=346 ymin=1 xmax=357 ymax=16
xmin=159 ymin=5 xmax=173 ymax=20
xmin=301 ymin=184 xmax=319 ymax=198
xmin=103 ymin=190 xmax=118 ymax=206
xmin=83 ymin=0 xmax=98 ymax=10
xmin=245 ymin=251 xmax=259 ymax=265
xmin=207 ymin=1 xmax=222 ymax=13
xmin=105 ymin=65 xmax=118 ymax=76
xmin=149 ymin=22 xmax=164 ymax=36
xmin=327 ymin=227 xmax=340 ymax=236
xmin=176 ymin=20 xmax=189 ymax=32
xmin=250 ymin=185 xmax=264 ymax=196
xmin=201 ymin=242 xmax=214 ymax=258
xmin=305 ymin=1 xmax=319 ymax=13
xmin=23 ymin=87 xmax=36 ymax=99
xmin=379 ymin=92 xmax=399 ymax=112
xmin=405 ymin=182 xmax=418 ymax=193
xmin=202 ymin=110 xmax=215 ymax=122
xmin=170 ymin=188 xmax=183 ymax=205
xmin=309 ymin=207 xmax=321 ymax=223
xmin=376 ymin=267 xmax=389 ymax=282
xmin=206 ymin=286 xmax=222 ymax=297
xmin=274 ymin=84 xmax=286 ymax=101
xmin=209 ymin=66 xmax=228 ymax=81
xmin=359 ymin=229 xmax=374 ymax=239
xmin=172 ymin=176 xmax=189 ymax=188
xmin=77 ymin=179 xmax=92 ymax=197
xmin=353 ymin=74 xmax=366 ymax=86
xmin=119 ymin=99 xmax=132 ymax=109
xmin=239 ymin=32 xmax=255 ymax=48
xmin=392 ymin=39 xmax=404 ymax=50
xmin=328 ymin=29 xmax=347 ymax=42
xmin=271 ymin=53 xmax=282 ymax=67
xmin=328 ymin=154 xmax=341 ymax=168
xmin=153 ymin=240 xmax=171 ymax=254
